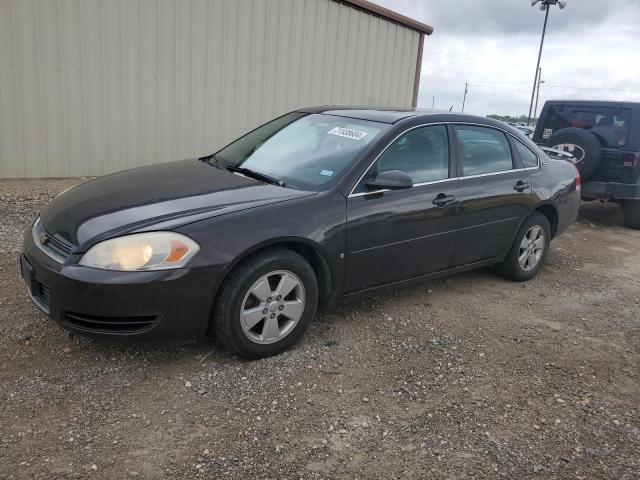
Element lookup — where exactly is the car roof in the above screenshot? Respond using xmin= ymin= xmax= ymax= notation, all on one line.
xmin=297 ymin=106 xmax=506 ymax=127
xmin=298 ymin=106 xmax=419 ymax=123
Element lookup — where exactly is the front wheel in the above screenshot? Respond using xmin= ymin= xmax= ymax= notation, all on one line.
xmin=497 ymin=212 xmax=551 ymax=282
xmin=212 ymin=249 xmax=319 ymax=359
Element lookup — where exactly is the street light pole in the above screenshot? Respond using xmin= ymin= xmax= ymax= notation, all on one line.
xmin=527 ymin=0 xmax=566 ymax=125
xmin=533 ymin=67 xmax=545 ymax=121
xmin=527 ymin=5 xmax=550 ymax=126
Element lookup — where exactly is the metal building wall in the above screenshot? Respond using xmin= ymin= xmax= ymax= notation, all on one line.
xmin=0 ymin=0 xmax=421 ymax=178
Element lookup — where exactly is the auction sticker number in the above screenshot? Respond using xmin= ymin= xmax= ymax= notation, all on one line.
xmin=328 ymin=127 xmax=368 ymax=140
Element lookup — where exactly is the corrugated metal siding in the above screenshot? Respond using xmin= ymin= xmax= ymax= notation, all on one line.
xmin=0 ymin=0 xmax=420 ymax=178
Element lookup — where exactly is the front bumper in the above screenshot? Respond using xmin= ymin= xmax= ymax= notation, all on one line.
xmin=21 ymin=227 xmax=219 ymax=343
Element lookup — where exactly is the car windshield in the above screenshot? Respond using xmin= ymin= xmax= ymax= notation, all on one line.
xmin=212 ymin=113 xmax=388 ymax=191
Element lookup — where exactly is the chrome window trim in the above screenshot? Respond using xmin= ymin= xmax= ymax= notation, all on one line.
xmin=458 ymin=168 xmax=527 ymax=180
xmin=349 ymin=177 xmax=458 ymax=198
xmin=347 ymin=121 xmax=539 ymax=198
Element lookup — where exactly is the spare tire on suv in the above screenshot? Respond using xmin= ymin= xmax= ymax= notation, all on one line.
xmin=546 ymin=127 xmax=602 ymax=180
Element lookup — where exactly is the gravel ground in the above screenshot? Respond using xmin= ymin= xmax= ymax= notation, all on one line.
xmin=0 ymin=178 xmax=639 ymax=479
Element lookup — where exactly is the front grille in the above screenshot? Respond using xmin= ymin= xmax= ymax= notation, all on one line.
xmin=33 ymin=219 xmax=74 ymax=262
xmin=39 ymin=284 xmax=51 ymax=308
xmin=42 ymin=231 xmax=72 ymax=258
xmin=63 ymin=312 xmax=158 ymax=334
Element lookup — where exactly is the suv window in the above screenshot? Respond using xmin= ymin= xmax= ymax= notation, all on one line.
xmin=355 ymin=125 xmax=450 ymax=192
xmin=513 ymin=141 xmax=538 ymax=168
xmin=542 ymin=106 xmax=632 ymax=148
xmin=454 ymin=125 xmax=514 ymax=176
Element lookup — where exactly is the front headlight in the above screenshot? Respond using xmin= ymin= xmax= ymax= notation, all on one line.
xmin=79 ymin=232 xmax=200 ymax=271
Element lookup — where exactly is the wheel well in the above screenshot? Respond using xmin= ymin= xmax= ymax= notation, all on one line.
xmin=220 ymin=241 xmax=333 ymax=309
xmin=535 ymin=204 xmax=558 ymax=237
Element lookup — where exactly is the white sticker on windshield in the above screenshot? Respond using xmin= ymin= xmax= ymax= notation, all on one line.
xmin=327 ymin=127 xmax=368 ymax=141
xmin=320 ymin=170 xmax=334 ymax=177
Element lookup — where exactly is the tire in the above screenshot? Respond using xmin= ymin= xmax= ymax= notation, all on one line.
xmin=546 ymin=127 xmax=602 ymax=180
xmin=212 ymin=248 xmax=318 ymax=359
xmin=497 ymin=212 xmax=551 ymax=282
xmin=622 ymin=200 xmax=640 ymax=230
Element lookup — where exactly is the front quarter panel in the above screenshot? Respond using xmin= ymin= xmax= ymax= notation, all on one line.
xmin=176 ymin=190 xmax=347 ymax=299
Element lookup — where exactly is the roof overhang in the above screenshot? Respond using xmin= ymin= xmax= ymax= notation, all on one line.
xmin=339 ymin=0 xmax=433 ymax=35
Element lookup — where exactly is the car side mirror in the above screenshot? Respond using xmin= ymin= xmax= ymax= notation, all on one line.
xmin=365 ymin=170 xmax=413 ymax=190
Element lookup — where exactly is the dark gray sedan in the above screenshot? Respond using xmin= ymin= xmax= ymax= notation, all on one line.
xmin=21 ymin=108 xmax=581 ymax=358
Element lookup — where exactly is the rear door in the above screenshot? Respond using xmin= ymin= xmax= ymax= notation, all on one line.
xmin=450 ymin=124 xmax=535 ymax=267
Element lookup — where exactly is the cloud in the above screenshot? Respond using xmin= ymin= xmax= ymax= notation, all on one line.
xmin=379 ymin=0 xmax=640 ymax=35
xmin=372 ymin=0 xmax=640 ymax=116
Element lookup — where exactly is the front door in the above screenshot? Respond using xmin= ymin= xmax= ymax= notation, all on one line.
xmin=345 ymin=124 xmax=459 ymax=292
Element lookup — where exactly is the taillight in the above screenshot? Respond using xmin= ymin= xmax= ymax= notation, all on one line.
xmin=623 ymin=153 xmax=640 ymax=168
xmin=574 ymin=166 xmax=581 ymax=191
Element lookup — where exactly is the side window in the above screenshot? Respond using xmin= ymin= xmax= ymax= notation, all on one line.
xmin=454 ymin=125 xmax=514 ymax=176
xmin=513 ymin=140 xmax=539 ymax=168
xmin=356 ymin=125 xmax=449 ymax=192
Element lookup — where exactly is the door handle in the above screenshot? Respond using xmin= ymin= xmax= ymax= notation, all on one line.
xmin=432 ymin=193 xmax=455 ymax=207
xmin=513 ymin=180 xmax=530 ymax=192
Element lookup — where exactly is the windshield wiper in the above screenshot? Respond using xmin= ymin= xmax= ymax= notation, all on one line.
xmin=225 ymin=165 xmax=285 ymax=187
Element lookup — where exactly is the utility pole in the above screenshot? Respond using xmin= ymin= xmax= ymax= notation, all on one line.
xmin=461 ymin=82 xmax=469 ymax=114
xmin=432 ymin=96 xmax=435 ymax=110
xmin=533 ymin=67 xmax=545 ymax=122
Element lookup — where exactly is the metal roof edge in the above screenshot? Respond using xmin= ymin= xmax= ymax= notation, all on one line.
xmin=338 ymin=0 xmax=434 ymax=35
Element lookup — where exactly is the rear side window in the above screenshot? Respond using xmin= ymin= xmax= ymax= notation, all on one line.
xmin=513 ymin=141 xmax=539 ymax=168
xmin=454 ymin=125 xmax=514 ymax=176
xmin=542 ymin=106 xmax=632 ymax=148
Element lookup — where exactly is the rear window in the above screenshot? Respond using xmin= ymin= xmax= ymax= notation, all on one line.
xmin=542 ymin=106 xmax=632 ymax=148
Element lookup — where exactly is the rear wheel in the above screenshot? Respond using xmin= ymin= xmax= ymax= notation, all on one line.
xmin=497 ymin=212 xmax=551 ymax=282
xmin=622 ymin=200 xmax=640 ymax=230
xmin=212 ymin=249 xmax=318 ymax=359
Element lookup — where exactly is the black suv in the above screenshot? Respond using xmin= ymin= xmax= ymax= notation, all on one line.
xmin=533 ymin=100 xmax=640 ymax=229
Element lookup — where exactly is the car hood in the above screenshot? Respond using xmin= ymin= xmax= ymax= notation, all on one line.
xmin=39 ymin=159 xmax=314 ymax=248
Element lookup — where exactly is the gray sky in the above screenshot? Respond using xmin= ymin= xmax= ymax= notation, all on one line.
xmin=373 ymin=0 xmax=640 ymax=116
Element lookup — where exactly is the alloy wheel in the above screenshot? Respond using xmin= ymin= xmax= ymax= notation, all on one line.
xmin=518 ymin=225 xmax=545 ymax=271
xmin=240 ymin=270 xmax=306 ymax=344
